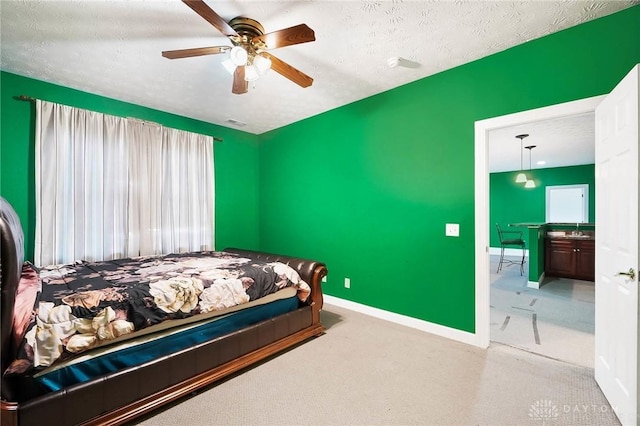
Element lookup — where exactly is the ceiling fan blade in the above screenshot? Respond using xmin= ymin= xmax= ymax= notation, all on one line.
xmin=262 ymin=53 xmax=313 ymax=88
xmin=183 ymin=0 xmax=238 ymax=37
xmin=253 ymin=24 xmax=315 ymax=50
xmin=162 ymin=46 xmax=229 ymax=59
xmin=232 ymin=67 xmax=248 ymax=94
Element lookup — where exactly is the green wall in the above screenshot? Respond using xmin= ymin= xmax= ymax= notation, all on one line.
xmin=257 ymin=6 xmax=640 ymax=333
xmin=0 ymin=72 xmax=261 ymax=260
xmin=490 ymin=164 xmax=596 ymax=248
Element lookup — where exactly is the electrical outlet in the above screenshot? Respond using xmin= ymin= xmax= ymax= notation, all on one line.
xmin=446 ymin=223 xmax=460 ymax=237
xmin=344 ymin=278 xmax=351 ymax=289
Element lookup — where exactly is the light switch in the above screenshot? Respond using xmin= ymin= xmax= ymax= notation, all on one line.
xmin=446 ymin=223 xmax=460 ymax=237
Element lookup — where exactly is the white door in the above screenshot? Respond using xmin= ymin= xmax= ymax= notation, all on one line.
xmin=594 ymin=64 xmax=639 ymax=426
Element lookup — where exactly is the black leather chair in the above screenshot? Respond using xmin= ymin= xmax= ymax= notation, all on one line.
xmin=496 ymin=223 xmax=526 ymax=275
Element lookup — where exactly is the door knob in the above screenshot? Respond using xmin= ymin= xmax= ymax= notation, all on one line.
xmin=617 ymin=268 xmax=636 ymax=280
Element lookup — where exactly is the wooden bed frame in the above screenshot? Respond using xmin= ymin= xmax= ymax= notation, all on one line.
xmin=0 ymin=200 xmax=327 ymax=426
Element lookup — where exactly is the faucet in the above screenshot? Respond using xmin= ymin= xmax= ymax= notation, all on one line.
xmin=572 ymin=223 xmax=581 ymax=236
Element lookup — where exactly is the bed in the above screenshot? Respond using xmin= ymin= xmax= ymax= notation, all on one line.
xmin=0 ymin=198 xmax=327 ymax=426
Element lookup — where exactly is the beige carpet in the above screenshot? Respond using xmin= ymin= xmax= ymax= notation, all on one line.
xmin=490 ymin=255 xmax=595 ymax=368
xmin=132 ymin=303 xmax=619 ymax=426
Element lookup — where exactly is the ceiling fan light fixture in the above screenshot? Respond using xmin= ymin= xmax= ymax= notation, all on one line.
xmin=221 ymin=59 xmax=236 ymax=75
xmin=244 ymin=65 xmax=260 ymax=82
xmin=253 ymin=54 xmax=272 ymax=75
xmin=163 ymin=3 xmax=316 ymax=94
xmin=229 ymin=46 xmax=248 ymax=66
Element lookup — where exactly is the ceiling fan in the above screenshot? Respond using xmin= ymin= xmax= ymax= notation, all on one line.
xmin=162 ymin=0 xmax=315 ymax=94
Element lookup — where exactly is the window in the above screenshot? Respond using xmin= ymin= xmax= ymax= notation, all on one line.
xmin=34 ymin=100 xmax=214 ymax=266
xmin=545 ymin=184 xmax=589 ymax=223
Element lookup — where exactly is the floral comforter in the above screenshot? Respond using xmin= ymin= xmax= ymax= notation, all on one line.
xmin=6 ymin=251 xmax=310 ymax=374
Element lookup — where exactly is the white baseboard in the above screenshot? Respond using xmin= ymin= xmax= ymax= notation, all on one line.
xmin=323 ymin=295 xmax=482 ymax=347
xmin=489 ymin=247 xmax=529 ymax=257
xmin=527 ymin=271 xmax=546 ymax=289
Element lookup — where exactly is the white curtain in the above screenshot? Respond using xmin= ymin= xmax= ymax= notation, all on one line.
xmin=35 ymin=100 xmax=214 ymax=266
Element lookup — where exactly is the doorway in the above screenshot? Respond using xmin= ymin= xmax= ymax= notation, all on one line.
xmin=473 ymin=95 xmax=605 ymax=353
xmin=486 ymin=115 xmax=596 ymax=367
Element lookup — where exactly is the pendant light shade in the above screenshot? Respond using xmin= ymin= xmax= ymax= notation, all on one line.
xmin=515 ymin=172 xmax=528 ymax=183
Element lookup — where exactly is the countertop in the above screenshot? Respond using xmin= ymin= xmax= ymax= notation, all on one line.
xmin=546 ymin=230 xmax=595 ymax=241
xmin=508 ymin=222 xmax=595 ymax=228
xmin=546 ymin=234 xmax=595 ymax=241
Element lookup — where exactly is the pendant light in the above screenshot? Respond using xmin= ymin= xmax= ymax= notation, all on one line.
xmin=515 ymin=134 xmax=529 ymax=183
xmin=524 ymin=145 xmax=536 ymax=188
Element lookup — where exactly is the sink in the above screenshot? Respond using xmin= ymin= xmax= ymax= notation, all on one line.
xmin=547 ymin=231 xmax=593 ymax=239
xmin=547 ymin=231 xmax=566 ymax=237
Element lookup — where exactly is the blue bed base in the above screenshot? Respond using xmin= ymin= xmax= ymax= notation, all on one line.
xmin=37 ymin=297 xmax=299 ymax=391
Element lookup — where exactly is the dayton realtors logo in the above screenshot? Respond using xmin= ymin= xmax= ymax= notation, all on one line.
xmin=529 ymin=399 xmax=559 ymax=424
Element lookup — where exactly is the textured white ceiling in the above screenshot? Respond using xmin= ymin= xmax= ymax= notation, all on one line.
xmin=1 ymin=0 xmax=636 ymax=139
xmin=488 ymin=112 xmax=595 ymax=173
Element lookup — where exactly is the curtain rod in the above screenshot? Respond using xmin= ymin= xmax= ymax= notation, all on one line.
xmin=16 ymin=94 xmax=223 ymax=142
xmin=126 ymin=117 xmax=222 ymax=142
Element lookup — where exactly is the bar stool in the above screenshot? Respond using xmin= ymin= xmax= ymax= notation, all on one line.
xmin=496 ymin=223 xmax=526 ymax=275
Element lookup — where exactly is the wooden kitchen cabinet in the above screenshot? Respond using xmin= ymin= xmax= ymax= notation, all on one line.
xmin=545 ymin=238 xmax=595 ymax=281
xmin=574 ymin=239 xmax=595 ymax=281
